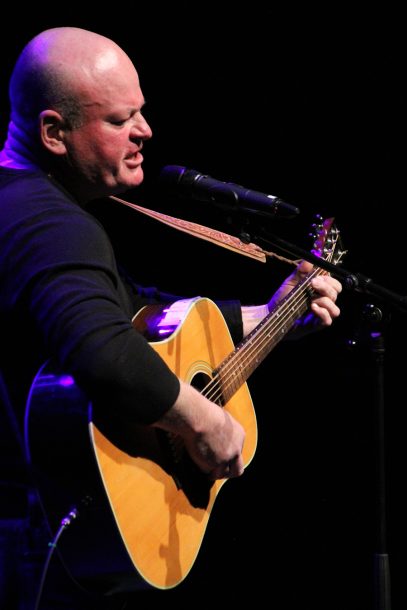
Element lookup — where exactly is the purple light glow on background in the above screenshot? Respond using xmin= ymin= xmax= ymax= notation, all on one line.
xmin=58 ymin=375 xmax=75 ymax=387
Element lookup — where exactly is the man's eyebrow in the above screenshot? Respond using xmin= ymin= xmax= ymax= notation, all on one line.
xmin=130 ymin=99 xmax=147 ymax=114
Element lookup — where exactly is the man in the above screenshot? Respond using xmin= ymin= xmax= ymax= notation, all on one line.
xmin=0 ymin=27 xmax=341 ymax=609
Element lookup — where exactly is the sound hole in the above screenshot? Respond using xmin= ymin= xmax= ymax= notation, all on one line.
xmin=191 ymin=372 xmax=212 ymax=394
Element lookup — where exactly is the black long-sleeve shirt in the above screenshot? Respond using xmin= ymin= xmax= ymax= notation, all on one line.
xmin=0 ymin=167 xmax=243 ymax=492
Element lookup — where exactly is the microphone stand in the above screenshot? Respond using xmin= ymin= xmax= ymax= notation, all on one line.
xmin=365 ymin=306 xmax=391 ymax=610
xmin=251 ymin=225 xmax=407 ymax=313
xmin=229 ymin=212 xmax=406 ymax=610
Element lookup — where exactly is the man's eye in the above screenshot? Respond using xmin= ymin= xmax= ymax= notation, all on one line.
xmin=110 ymin=119 xmax=127 ymax=126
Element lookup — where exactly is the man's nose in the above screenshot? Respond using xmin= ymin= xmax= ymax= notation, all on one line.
xmin=130 ymin=116 xmax=152 ymax=141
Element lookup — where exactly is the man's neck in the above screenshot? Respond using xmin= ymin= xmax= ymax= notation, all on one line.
xmin=0 ymin=148 xmax=39 ymax=170
xmin=0 ymin=119 xmax=41 ymax=170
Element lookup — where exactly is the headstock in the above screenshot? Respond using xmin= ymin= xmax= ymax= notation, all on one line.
xmin=310 ymin=215 xmax=346 ymax=265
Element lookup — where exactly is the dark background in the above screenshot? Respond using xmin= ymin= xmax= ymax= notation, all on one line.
xmin=1 ymin=7 xmax=405 ymax=609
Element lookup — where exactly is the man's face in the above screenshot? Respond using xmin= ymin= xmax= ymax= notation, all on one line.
xmin=62 ymin=59 xmax=152 ymax=199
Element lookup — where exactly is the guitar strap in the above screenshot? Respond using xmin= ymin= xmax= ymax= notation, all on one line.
xmin=109 ymin=195 xmax=298 ymax=266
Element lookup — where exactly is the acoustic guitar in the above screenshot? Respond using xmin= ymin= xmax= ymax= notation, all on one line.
xmin=25 ymin=217 xmax=342 ymax=593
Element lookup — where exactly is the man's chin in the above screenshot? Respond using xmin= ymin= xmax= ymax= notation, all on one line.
xmin=120 ymin=167 xmax=144 ymax=189
xmin=108 ymin=174 xmax=144 ymax=195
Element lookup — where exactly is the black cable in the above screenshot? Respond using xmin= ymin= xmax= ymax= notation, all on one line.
xmin=34 ymin=508 xmax=78 ymax=610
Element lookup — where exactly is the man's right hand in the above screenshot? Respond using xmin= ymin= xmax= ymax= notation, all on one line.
xmin=153 ymin=380 xmax=245 ymax=480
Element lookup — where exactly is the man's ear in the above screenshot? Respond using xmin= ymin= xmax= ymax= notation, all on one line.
xmin=39 ymin=110 xmax=67 ymax=155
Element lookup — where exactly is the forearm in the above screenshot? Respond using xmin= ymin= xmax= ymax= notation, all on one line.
xmin=241 ymin=304 xmax=269 ymax=336
xmin=153 ymin=379 xmax=245 ymax=479
xmin=241 ymin=260 xmax=342 ymax=339
xmin=153 ymin=380 xmax=220 ymax=437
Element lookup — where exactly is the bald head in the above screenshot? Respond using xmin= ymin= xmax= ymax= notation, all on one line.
xmin=10 ymin=27 xmax=136 ymax=130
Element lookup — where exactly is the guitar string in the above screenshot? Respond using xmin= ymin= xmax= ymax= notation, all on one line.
xmin=204 ymin=266 xmax=325 ymax=405
xmin=204 ymin=229 xmax=340 ymax=403
xmin=203 ymin=262 xmax=332 ymax=406
xmin=203 ymin=268 xmax=320 ymax=404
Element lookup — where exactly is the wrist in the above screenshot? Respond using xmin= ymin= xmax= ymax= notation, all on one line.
xmin=241 ymin=304 xmax=269 ymax=336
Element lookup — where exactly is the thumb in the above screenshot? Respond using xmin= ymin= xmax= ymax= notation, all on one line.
xmin=296 ymin=259 xmax=313 ymax=277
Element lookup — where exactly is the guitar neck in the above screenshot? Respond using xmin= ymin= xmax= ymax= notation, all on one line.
xmin=209 ymin=267 xmax=325 ymax=405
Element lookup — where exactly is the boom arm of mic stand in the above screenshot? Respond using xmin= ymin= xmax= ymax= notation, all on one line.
xmin=257 ymin=231 xmax=407 ymax=314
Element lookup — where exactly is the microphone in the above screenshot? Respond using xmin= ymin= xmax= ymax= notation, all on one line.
xmin=159 ymin=165 xmax=300 ymax=218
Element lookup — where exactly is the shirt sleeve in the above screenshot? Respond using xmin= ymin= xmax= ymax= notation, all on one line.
xmin=1 ymin=172 xmax=244 ymax=426
xmin=4 ymin=201 xmax=180 ymax=425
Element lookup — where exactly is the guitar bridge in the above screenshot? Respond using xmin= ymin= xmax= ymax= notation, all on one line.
xmin=158 ymin=430 xmax=213 ymax=508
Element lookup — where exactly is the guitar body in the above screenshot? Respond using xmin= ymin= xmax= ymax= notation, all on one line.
xmin=25 ymin=298 xmax=257 ymax=592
